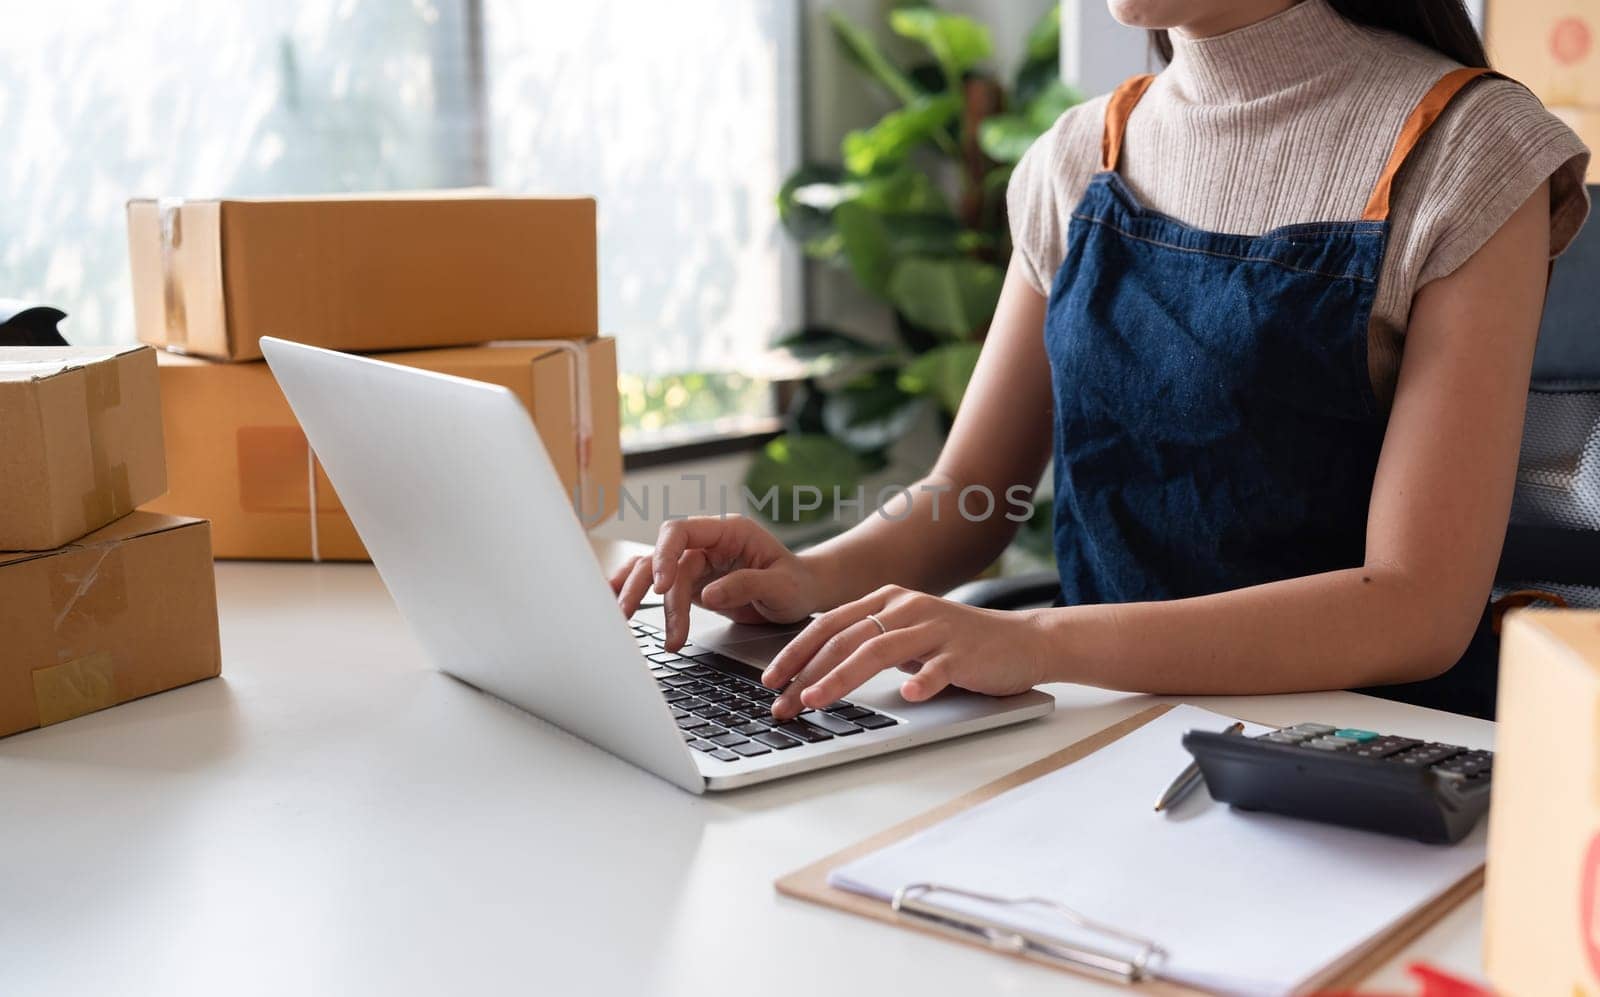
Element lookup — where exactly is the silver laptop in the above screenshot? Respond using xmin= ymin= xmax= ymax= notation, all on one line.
xmin=261 ymin=337 xmax=1055 ymax=792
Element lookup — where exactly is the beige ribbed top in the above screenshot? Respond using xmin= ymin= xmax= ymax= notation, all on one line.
xmin=1008 ymin=0 xmax=1591 ymax=406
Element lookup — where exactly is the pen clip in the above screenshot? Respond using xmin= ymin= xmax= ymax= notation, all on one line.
xmin=890 ymin=882 xmax=1166 ymax=983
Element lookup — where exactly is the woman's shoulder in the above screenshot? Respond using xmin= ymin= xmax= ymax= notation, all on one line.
xmin=1015 ymin=92 xmax=1111 ymax=189
xmin=1401 ymin=69 xmax=1591 ymax=280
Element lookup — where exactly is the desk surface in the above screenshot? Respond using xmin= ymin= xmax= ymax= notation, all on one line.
xmin=0 ymin=542 xmax=1493 ymax=996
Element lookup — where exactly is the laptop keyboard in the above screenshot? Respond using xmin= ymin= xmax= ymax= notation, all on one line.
xmin=630 ymin=621 xmax=900 ymax=762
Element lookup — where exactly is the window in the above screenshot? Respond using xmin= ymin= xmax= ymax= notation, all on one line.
xmin=1 ymin=0 xmax=801 ymax=443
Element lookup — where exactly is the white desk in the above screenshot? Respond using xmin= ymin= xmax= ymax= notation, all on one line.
xmin=0 ymin=542 xmax=1492 ymax=996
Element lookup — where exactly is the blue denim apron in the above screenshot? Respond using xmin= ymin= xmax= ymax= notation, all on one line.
xmin=1043 ymin=69 xmax=1501 ymax=717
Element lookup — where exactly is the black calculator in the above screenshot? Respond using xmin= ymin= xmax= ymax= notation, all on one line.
xmin=1181 ymin=723 xmax=1492 ymax=844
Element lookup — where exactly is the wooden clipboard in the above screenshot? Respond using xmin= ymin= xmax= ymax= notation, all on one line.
xmin=775 ymin=703 xmax=1486 ymax=994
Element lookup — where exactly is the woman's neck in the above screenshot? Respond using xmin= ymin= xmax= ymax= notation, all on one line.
xmin=1173 ymin=0 xmax=1301 ymax=41
xmin=1166 ymin=0 xmax=1364 ymax=104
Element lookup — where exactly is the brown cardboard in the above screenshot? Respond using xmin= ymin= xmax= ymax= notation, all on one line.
xmin=0 ymin=346 xmax=167 ymax=550
xmin=0 ymin=511 xmax=221 ymax=738
xmin=127 ymin=193 xmax=598 ymax=362
xmin=1487 ymin=0 xmax=1600 ymax=108
xmin=1484 ymin=610 xmax=1600 ymax=995
xmin=142 ymin=338 xmax=622 ymax=560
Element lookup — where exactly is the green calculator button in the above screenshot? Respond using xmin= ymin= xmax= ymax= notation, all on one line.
xmin=1334 ymin=729 xmax=1378 ymax=742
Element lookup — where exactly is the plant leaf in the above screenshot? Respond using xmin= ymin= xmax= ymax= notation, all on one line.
xmin=841 ymin=94 xmax=961 ymax=176
xmin=887 ymin=258 xmax=1004 ymax=339
xmin=853 ymin=168 xmax=948 ymax=215
xmin=827 ymin=11 xmax=921 ymax=104
xmin=888 ymin=8 xmax=993 ymax=88
xmin=897 ymin=342 xmax=982 ymax=415
xmin=821 ymin=369 xmax=928 ymax=452
xmin=1024 ymin=4 xmax=1060 ymax=61
xmin=743 ymin=434 xmax=867 ymax=523
xmin=1025 ymin=78 xmax=1081 ymax=129
xmin=833 ymin=201 xmax=895 ymax=294
xmin=773 ymin=326 xmax=886 ymax=359
xmin=976 ymin=114 xmax=1038 ymax=164
xmin=777 ymin=163 xmax=850 ymax=258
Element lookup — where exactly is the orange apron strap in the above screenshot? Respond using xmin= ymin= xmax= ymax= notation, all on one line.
xmin=1100 ymin=74 xmax=1158 ymax=173
xmin=1361 ymin=67 xmax=1499 ymax=222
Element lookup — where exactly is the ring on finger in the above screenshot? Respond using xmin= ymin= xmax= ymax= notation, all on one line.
xmin=864 ymin=612 xmax=889 ymax=636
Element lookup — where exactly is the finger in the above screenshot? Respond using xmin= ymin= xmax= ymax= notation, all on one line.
xmin=663 ymin=549 xmax=707 ymax=650
xmin=799 ymin=626 xmax=934 ymax=711
xmin=700 ymin=567 xmax=795 ymax=617
xmin=652 ymin=516 xmax=743 ymax=594
xmin=617 ymin=557 xmax=654 ymax=618
xmin=772 ymin=618 xmax=879 ymax=719
xmin=901 ymin=657 xmax=952 ymax=702
xmin=608 ymin=555 xmax=643 ymax=594
xmin=763 ymin=589 xmax=893 ymax=689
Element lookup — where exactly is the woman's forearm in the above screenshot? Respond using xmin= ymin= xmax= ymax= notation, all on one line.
xmin=800 ymin=471 xmax=1032 ymax=608
xmin=1032 ymin=564 xmax=1485 ymax=694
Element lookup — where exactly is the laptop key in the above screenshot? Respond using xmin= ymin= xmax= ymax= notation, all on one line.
xmin=688 ymin=739 xmax=718 ymax=752
xmin=710 ymin=733 xmax=748 ymax=747
xmin=834 ymin=706 xmax=873 ymax=721
xmin=708 ymin=749 xmax=739 ymax=761
xmin=754 ymin=730 xmax=802 ymax=750
xmin=730 ymin=741 xmax=770 ymax=757
xmin=677 ymin=644 xmax=713 ymax=658
xmin=775 ymin=720 xmax=833 ymax=743
xmin=733 ymin=722 xmax=767 ymax=736
xmin=854 ymin=713 xmax=898 ymax=730
xmin=800 ymin=711 xmax=863 ymax=736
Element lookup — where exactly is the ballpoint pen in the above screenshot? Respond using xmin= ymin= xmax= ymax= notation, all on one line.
xmin=1154 ymin=720 xmax=1245 ymax=812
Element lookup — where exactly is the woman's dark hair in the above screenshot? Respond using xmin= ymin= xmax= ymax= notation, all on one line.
xmin=1149 ymin=1 xmax=1490 ymax=68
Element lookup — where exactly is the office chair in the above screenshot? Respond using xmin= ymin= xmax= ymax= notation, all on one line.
xmin=950 ymin=185 xmax=1600 ymax=614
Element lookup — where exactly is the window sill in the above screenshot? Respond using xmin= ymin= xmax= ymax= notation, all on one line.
xmin=622 ymin=417 xmax=782 ymax=471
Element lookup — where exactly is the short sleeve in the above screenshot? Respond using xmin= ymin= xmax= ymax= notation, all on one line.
xmin=1007 ymin=121 xmax=1063 ymax=296
xmin=1406 ymin=79 xmax=1591 ymax=287
xmin=1006 ymin=97 xmax=1110 ymax=297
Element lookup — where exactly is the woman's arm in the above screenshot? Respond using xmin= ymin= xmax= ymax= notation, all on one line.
xmin=798 ymin=257 xmax=1055 ymax=605
xmin=617 ymin=256 xmax=1054 ymax=648
xmin=1044 ymin=180 xmax=1551 ymax=694
xmin=763 ymin=182 xmax=1552 ymax=716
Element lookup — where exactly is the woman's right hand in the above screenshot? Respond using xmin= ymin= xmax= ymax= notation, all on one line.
xmin=608 ymin=515 xmax=825 ymax=650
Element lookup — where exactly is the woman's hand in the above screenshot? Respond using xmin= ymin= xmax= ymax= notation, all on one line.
xmin=761 ymin=585 xmax=1050 ymax=720
xmin=608 ymin=515 xmax=825 ymax=649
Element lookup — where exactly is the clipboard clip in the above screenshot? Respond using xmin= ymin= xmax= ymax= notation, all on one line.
xmin=890 ymin=883 xmax=1167 ymax=984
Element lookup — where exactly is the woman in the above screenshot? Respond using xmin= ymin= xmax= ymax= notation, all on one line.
xmin=613 ymin=0 xmax=1590 ymax=721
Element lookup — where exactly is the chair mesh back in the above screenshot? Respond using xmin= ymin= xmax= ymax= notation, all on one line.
xmin=1511 ymin=388 xmax=1600 ymax=531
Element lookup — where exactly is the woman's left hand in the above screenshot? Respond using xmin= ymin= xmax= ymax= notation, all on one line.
xmin=762 ymin=585 xmax=1051 ymax=720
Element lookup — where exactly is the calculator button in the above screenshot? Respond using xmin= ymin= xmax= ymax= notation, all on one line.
xmin=1333 ymin=729 xmax=1378 ymax=742
xmin=1257 ymin=732 xmax=1299 ymax=743
xmin=1286 ymin=723 xmax=1336 ymax=736
xmin=1304 ymin=739 xmax=1346 ymax=750
xmin=1310 ymin=736 xmax=1357 ymax=749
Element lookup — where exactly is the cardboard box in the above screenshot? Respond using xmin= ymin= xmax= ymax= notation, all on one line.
xmin=1484 ymin=610 xmax=1600 ymax=995
xmin=0 ymin=345 xmax=167 ymax=550
xmin=1 ymin=512 xmax=221 ymax=738
xmin=142 ymin=338 xmax=622 ymax=560
xmin=127 ymin=194 xmax=598 ymax=362
xmin=1488 ymin=0 xmax=1600 ymax=107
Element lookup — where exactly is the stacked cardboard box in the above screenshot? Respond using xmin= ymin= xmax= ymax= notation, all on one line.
xmin=0 ymin=346 xmax=221 ymax=737
xmin=1485 ymin=610 xmax=1600 ymax=994
xmin=1488 ymin=0 xmax=1599 ymax=182
xmin=125 ymin=193 xmax=621 ymax=559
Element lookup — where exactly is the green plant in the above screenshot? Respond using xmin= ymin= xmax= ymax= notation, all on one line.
xmin=748 ymin=2 xmax=1077 ymax=522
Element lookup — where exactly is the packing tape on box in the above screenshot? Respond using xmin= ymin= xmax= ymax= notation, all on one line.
xmin=521 ymin=339 xmax=596 ymax=515
xmin=32 ymin=540 xmax=129 ymax=726
xmin=79 ymin=357 xmax=132 ymax=527
xmin=158 ymin=197 xmax=190 ymax=351
xmin=32 ymin=651 xmax=116 ymax=726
